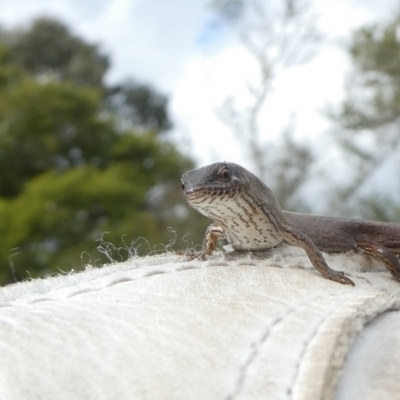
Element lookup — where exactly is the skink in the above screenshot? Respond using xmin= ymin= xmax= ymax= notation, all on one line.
xmin=181 ymin=162 xmax=400 ymax=286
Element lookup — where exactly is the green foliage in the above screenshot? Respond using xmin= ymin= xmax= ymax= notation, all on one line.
xmin=0 ymin=134 xmax=193 ymax=284
xmin=2 ymin=17 xmax=172 ymax=134
xmin=0 ymin=17 xmax=198 ymax=285
xmin=0 ymin=44 xmax=24 ymax=87
xmin=336 ymin=15 xmax=400 ymax=130
xmin=0 ymin=166 xmax=159 ymax=282
xmin=328 ymin=12 xmax=400 ymax=219
xmin=107 ymin=80 xmax=172 ymax=132
xmin=0 ymin=80 xmax=114 ymax=196
xmin=351 ymin=17 xmax=400 ymax=81
xmin=5 ymin=17 xmax=109 ymax=87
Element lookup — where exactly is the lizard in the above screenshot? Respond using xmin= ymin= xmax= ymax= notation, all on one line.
xmin=181 ymin=161 xmax=400 ymax=286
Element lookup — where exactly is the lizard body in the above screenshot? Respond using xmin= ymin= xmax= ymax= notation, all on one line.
xmin=181 ymin=162 xmax=400 ymax=286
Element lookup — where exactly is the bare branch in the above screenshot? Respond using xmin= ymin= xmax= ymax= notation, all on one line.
xmin=211 ymin=0 xmax=320 ymax=184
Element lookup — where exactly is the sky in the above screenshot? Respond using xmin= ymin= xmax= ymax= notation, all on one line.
xmin=1 ymin=0 xmax=399 ymax=208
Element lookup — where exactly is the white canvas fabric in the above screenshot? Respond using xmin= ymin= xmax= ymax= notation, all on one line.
xmin=0 ymin=247 xmax=399 ymax=400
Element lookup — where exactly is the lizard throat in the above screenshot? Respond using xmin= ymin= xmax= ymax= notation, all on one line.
xmin=184 ymin=185 xmax=237 ymax=208
xmin=184 ymin=188 xmax=283 ymax=250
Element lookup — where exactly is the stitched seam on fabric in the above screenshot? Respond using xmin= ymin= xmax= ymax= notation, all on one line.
xmin=0 ymin=258 xmax=289 ymax=307
xmin=290 ymin=293 xmax=398 ymax=400
xmin=288 ymin=307 xmax=339 ymax=399
xmin=226 ymin=291 xmax=369 ymax=400
xmin=320 ymin=294 xmax=399 ymax=400
xmin=0 ymin=264 xmax=203 ymax=307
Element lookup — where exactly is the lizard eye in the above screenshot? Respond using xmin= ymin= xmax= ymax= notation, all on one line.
xmin=218 ymin=167 xmax=232 ymax=181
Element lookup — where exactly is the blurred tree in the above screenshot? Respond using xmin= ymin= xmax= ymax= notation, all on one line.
xmin=0 ymin=80 xmax=115 ymax=197
xmin=0 ymin=17 xmax=198 ymax=285
xmin=4 ymin=17 xmax=109 ymax=87
xmin=1 ymin=17 xmax=172 ymax=134
xmin=106 ymin=80 xmax=172 ymax=132
xmin=267 ymin=118 xmax=314 ymax=211
xmin=211 ymin=0 xmax=319 ymax=209
xmin=0 ymin=43 xmax=24 ymax=87
xmin=0 ymin=138 xmax=193 ymax=284
xmin=328 ymin=12 xmax=400 ymax=219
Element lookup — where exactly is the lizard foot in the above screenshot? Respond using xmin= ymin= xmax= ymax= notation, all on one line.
xmin=326 ymin=271 xmax=355 ymax=286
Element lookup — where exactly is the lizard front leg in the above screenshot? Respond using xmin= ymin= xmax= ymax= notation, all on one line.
xmin=281 ymin=223 xmax=355 ymax=286
xmin=185 ymin=222 xmax=226 ymax=260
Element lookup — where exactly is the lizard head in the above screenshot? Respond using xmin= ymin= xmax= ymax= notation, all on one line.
xmin=181 ymin=162 xmax=254 ymax=217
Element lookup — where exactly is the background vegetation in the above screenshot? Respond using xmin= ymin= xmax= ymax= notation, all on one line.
xmin=0 ymin=4 xmax=399 ymax=285
xmin=0 ymin=17 xmax=207 ymax=285
xmin=327 ymin=13 xmax=400 ymax=220
xmin=213 ymin=0 xmax=400 ymax=217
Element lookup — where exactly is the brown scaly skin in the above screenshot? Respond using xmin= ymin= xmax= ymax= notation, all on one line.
xmin=181 ymin=162 xmax=400 ymax=286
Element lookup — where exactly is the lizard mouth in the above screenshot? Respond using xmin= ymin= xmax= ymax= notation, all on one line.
xmin=181 ymin=180 xmax=237 ymax=208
